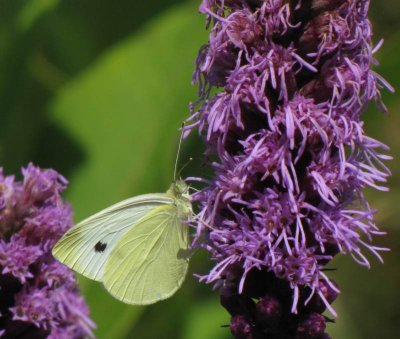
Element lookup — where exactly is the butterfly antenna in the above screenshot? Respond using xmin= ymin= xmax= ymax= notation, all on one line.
xmin=177 ymin=157 xmax=193 ymax=179
xmin=174 ymin=122 xmax=185 ymax=182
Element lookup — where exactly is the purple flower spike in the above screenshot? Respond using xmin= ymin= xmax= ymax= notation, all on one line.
xmin=0 ymin=164 xmax=95 ymax=338
xmin=188 ymin=0 xmax=392 ymax=337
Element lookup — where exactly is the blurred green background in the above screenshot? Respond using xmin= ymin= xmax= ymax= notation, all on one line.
xmin=0 ymin=0 xmax=398 ymax=338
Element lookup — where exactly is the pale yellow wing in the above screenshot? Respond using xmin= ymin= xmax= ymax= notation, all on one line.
xmin=52 ymin=193 xmax=173 ymax=281
xmin=103 ymin=204 xmax=189 ymax=305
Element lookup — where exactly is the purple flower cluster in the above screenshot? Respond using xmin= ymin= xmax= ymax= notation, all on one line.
xmin=0 ymin=164 xmax=95 ymax=338
xmin=188 ymin=0 xmax=392 ymax=337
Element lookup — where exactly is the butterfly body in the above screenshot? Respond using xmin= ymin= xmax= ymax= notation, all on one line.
xmin=52 ymin=180 xmax=192 ymax=305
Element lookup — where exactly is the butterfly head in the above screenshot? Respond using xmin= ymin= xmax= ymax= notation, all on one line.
xmin=169 ymin=179 xmax=190 ymax=201
xmin=167 ymin=179 xmax=192 ymax=218
xmin=171 ymin=179 xmax=190 ymax=199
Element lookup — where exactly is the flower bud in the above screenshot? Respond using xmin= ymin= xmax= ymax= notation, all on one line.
xmin=230 ymin=315 xmax=253 ymax=339
xmin=256 ymin=295 xmax=282 ymax=327
xmin=297 ymin=312 xmax=326 ymax=338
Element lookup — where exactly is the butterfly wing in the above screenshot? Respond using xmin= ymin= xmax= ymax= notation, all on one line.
xmin=52 ymin=193 xmax=174 ymax=281
xmin=103 ymin=204 xmax=189 ymax=305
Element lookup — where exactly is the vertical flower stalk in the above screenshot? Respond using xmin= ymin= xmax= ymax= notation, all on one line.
xmin=0 ymin=164 xmax=95 ymax=338
xmin=189 ymin=1 xmax=392 ymax=338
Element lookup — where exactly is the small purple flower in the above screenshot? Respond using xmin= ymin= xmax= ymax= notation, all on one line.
xmin=0 ymin=164 xmax=95 ymax=338
xmin=188 ymin=0 xmax=392 ymax=337
xmin=0 ymin=236 xmax=43 ymax=284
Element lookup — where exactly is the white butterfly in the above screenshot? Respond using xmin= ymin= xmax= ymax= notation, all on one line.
xmin=52 ymin=180 xmax=192 ymax=305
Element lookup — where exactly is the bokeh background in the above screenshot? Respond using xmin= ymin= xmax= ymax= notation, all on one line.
xmin=0 ymin=0 xmax=398 ymax=338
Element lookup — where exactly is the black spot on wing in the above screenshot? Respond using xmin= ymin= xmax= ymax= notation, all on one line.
xmin=94 ymin=241 xmax=107 ymax=252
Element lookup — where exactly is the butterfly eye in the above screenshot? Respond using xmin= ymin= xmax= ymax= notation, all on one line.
xmin=174 ymin=181 xmax=187 ymax=194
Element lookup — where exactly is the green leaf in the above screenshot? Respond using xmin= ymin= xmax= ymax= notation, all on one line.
xmin=50 ymin=2 xmax=206 ymax=338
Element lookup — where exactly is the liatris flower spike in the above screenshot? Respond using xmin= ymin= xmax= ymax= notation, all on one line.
xmin=0 ymin=164 xmax=95 ymax=338
xmin=188 ymin=1 xmax=393 ymax=338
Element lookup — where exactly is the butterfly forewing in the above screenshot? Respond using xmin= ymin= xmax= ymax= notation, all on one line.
xmin=103 ymin=204 xmax=189 ymax=305
xmin=52 ymin=193 xmax=174 ymax=281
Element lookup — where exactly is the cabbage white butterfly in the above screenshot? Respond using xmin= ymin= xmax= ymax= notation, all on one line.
xmin=52 ymin=180 xmax=192 ymax=305
xmin=52 ymin=129 xmax=193 ymax=305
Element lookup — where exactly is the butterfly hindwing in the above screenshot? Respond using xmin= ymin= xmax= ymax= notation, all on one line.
xmin=103 ymin=204 xmax=189 ymax=305
xmin=52 ymin=193 xmax=174 ymax=281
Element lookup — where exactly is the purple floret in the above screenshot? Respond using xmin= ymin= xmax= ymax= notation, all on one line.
xmin=0 ymin=164 xmax=95 ymax=338
xmin=188 ymin=0 xmax=392 ymax=337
